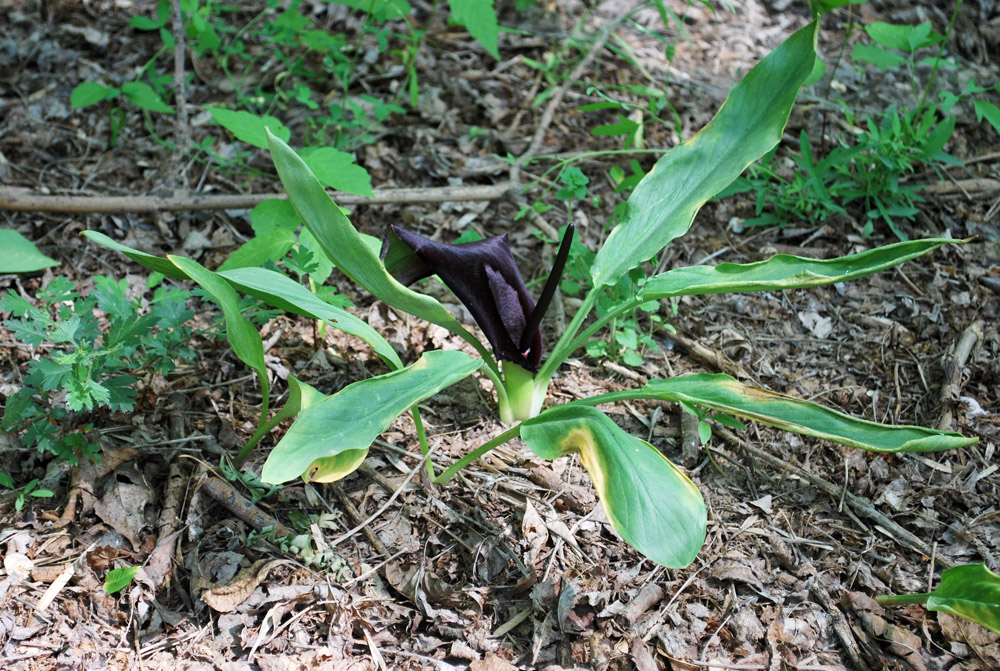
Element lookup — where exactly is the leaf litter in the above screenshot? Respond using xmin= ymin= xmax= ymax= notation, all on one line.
xmin=1 ymin=0 xmax=999 ymax=669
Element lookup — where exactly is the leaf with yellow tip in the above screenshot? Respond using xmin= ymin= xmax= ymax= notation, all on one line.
xmin=521 ymin=405 xmax=706 ymax=568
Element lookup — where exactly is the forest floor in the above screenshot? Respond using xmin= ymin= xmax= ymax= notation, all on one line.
xmin=1 ymin=0 xmax=999 ymax=669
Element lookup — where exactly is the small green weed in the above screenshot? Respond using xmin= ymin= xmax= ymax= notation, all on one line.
xmin=726 ymin=7 xmax=1000 ymax=239
xmin=0 ymin=475 xmax=54 ymax=513
xmin=1 ymin=276 xmax=196 ymax=462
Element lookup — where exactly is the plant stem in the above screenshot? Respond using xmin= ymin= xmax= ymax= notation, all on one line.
xmin=916 ymin=0 xmax=963 ymax=116
xmin=433 ymin=423 xmax=522 ymax=485
xmin=411 ymin=405 xmax=434 ymax=479
xmin=875 ymin=593 xmax=931 ymax=606
xmin=537 ymin=286 xmax=599 ymax=381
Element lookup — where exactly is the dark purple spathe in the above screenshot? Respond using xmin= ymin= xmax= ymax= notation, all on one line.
xmin=381 ymin=225 xmax=543 ymax=370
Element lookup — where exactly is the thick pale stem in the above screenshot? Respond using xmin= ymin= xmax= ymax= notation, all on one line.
xmin=499 ymin=361 xmax=549 ymax=423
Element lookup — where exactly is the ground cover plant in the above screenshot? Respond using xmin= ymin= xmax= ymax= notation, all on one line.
xmin=723 ymin=0 xmax=1000 ymax=239
xmin=2 ymin=0 xmax=999 ymax=666
xmin=86 ymin=8 xmax=979 ymax=577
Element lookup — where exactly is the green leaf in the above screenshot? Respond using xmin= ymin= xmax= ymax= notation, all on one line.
xmin=697 ymin=421 xmax=712 ymax=444
xmin=521 ymin=405 xmax=706 ymax=568
xmin=973 ymin=100 xmax=1000 ymax=136
xmin=265 ymin=130 xmax=493 ymax=364
xmin=121 ymin=81 xmax=175 ymax=114
xmin=70 ymin=82 xmax=121 ymax=109
xmin=880 ymin=563 xmax=1000 ymax=635
xmin=218 ymin=228 xmax=297 ymax=271
xmin=217 ymin=266 xmax=403 ymax=370
xmin=129 ymin=15 xmax=162 ymax=30
xmin=261 ymin=350 xmax=482 ymax=484
xmin=104 ymin=566 xmax=141 ymax=594
xmin=301 ymin=147 xmax=374 ymax=198
xmin=639 ymin=239 xmax=958 ymax=300
xmin=83 ymin=231 xmax=188 ymax=279
xmin=925 ymin=564 xmax=1000 ymax=634
xmin=207 ymin=107 xmax=290 ymax=149
xmin=632 ymin=373 xmax=978 ymax=453
xmin=0 ymin=230 xmax=59 ymax=273
xmin=590 ymin=21 xmax=819 ymax=286
xmin=851 ymin=43 xmax=906 ymax=71
xmin=0 ymin=472 xmax=13 ymax=488
xmin=250 ymin=199 xmax=302 ymax=236
xmin=864 ymin=22 xmax=915 ymax=51
xmin=449 ymin=0 xmax=500 ymax=59
xmin=168 ymin=255 xmax=270 ymax=419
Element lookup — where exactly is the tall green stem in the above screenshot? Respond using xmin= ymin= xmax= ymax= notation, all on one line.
xmin=537 ymin=287 xmax=600 ymax=382
xmin=875 ymin=593 xmax=931 ymax=606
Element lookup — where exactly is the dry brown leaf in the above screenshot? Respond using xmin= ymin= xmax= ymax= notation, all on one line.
xmin=469 ymin=654 xmax=518 ymax=671
xmin=201 ymin=559 xmax=290 ymax=613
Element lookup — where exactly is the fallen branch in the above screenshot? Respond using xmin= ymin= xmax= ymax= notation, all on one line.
xmin=0 ymin=182 xmax=515 ymax=214
xmin=937 ymin=319 xmax=983 ymax=431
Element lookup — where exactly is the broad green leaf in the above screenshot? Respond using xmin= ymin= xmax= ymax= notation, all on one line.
xmin=630 ymin=374 xmax=977 ymax=453
xmin=218 ymin=228 xmax=297 ymax=271
xmin=521 ymin=405 xmax=706 ymax=568
xmin=71 ymin=82 xmax=121 ymax=109
xmin=272 ymin=376 xmax=326 ymax=427
xmin=265 ymin=130 xmax=492 ymax=363
xmin=591 ymin=21 xmax=819 ymax=286
xmin=168 ymin=255 xmax=270 ymax=418
xmin=104 ymin=566 xmax=140 ymax=594
xmin=129 ymin=15 xmax=162 ymax=30
xmin=121 ymin=81 xmax=175 ymax=114
xmin=301 ymin=147 xmax=374 ymax=198
xmin=250 ymin=198 xmax=301 ymax=235
xmin=864 ymin=22 xmax=915 ymax=51
xmin=261 ymin=350 xmax=482 ymax=484
xmin=925 ymin=564 xmax=1000 ymax=634
xmin=449 ymin=0 xmax=500 ymax=59
xmin=0 ymin=230 xmax=59 ymax=273
xmin=851 ymin=43 xmax=906 ymax=71
xmin=639 ymin=239 xmax=957 ymax=300
xmin=880 ymin=563 xmax=1000 ymax=635
xmin=208 ymin=107 xmax=290 ymax=149
xmin=217 ymin=266 xmax=403 ymax=369
xmin=973 ymin=100 xmax=1000 ymax=136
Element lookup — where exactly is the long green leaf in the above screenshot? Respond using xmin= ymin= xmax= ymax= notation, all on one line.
xmin=265 ymin=130 xmax=496 ymax=367
xmin=168 ymin=255 xmax=270 ymax=423
xmin=82 ymin=231 xmax=188 ymax=279
xmin=613 ymin=374 xmax=977 ymax=453
xmin=591 ymin=21 xmax=819 ymax=287
xmin=217 ymin=267 xmax=402 ymax=370
xmin=261 ymin=349 xmax=482 ymax=484
xmin=639 ymin=239 xmax=958 ymax=299
xmin=879 ymin=563 xmax=1000 ymax=635
xmin=521 ymin=405 xmax=706 ymax=568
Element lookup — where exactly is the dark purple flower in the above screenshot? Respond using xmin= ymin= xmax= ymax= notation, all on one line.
xmin=381 ymin=224 xmax=574 ymax=372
